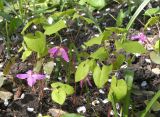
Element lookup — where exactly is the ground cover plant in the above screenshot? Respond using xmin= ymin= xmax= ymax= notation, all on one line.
xmin=0 ymin=0 xmax=160 ymax=117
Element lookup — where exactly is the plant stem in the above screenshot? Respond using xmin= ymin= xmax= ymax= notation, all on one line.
xmin=5 ymin=21 xmax=10 ymax=57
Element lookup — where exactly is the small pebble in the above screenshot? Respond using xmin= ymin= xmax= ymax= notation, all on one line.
xmin=0 ymin=72 xmax=3 ymax=76
xmin=53 ymin=63 xmax=56 ymax=66
xmin=77 ymin=106 xmax=86 ymax=113
xmin=134 ymin=53 xmax=141 ymax=57
xmin=120 ymin=64 xmax=127 ymax=69
xmin=48 ymin=17 xmax=53 ymax=24
xmin=45 ymin=75 xmax=50 ymax=79
xmin=92 ymin=100 xmax=100 ymax=106
xmin=50 ymin=42 xmax=54 ymax=44
xmin=94 ymin=34 xmax=99 ymax=37
xmin=141 ymin=81 xmax=147 ymax=87
xmin=62 ymin=38 xmax=68 ymax=42
xmin=129 ymin=105 xmax=132 ymax=109
xmin=115 ymin=72 xmax=119 ymax=77
xmin=27 ymin=107 xmax=34 ymax=112
xmin=43 ymin=87 xmax=50 ymax=90
xmin=105 ymin=8 xmax=110 ymax=12
xmin=20 ymin=93 xmax=25 ymax=99
xmin=102 ymin=99 xmax=109 ymax=104
xmin=32 ymin=25 xmax=37 ymax=29
xmin=81 ymin=13 xmax=85 ymax=16
xmin=63 ymin=20 xmax=66 ymax=24
xmin=145 ymin=59 xmax=151 ymax=63
xmin=4 ymin=99 xmax=8 ymax=106
xmin=110 ymin=110 xmax=114 ymax=115
xmin=108 ymin=79 xmax=112 ymax=83
xmin=152 ymin=68 xmax=160 ymax=75
xmin=58 ymin=77 xmax=62 ymax=81
xmin=97 ymin=11 xmax=100 ymax=14
xmin=116 ymin=103 xmax=120 ymax=110
xmin=99 ymin=89 xmax=105 ymax=94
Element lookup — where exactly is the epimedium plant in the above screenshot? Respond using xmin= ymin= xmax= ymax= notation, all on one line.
xmin=1 ymin=0 xmax=160 ymax=116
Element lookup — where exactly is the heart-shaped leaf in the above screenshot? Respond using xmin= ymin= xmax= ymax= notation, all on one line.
xmin=51 ymin=88 xmax=66 ymax=105
xmin=150 ymin=51 xmax=160 ymax=64
xmin=43 ymin=61 xmax=54 ymax=75
xmin=44 ymin=20 xmax=66 ymax=35
xmin=93 ymin=65 xmax=112 ymax=88
xmin=122 ymin=41 xmax=146 ymax=54
xmin=75 ymin=60 xmax=90 ymax=82
xmin=90 ymin=47 xmax=109 ymax=61
xmin=24 ymin=31 xmax=46 ymax=54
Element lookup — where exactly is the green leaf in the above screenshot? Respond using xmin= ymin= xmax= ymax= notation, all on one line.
xmin=112 ymin=79 xmax=127 ymax=101
xmin=51 ymin=82 xmax=64 ymax=88
xmin=9 ymin=18 xmax=22 ymax=34
xmin=24 ymin=31 xmax=46 ymax=54
xmin=90 ymin=47 xmax=108 ymax=61
xmin=93 ymin=65 xmax=112 ymax=88
xmin=21 ymin=17 xmax=45 ymax=35
xmin=0 ymin=1 xmax=4 ymax=10
xmin=150 ymin=51 xmax=160 ymax=64
xmin=75 ymin=60 xmax=90 ymax=82
xmin=109 ymin=76 xmax=127 ymax=101
xmin=43 ymin=61 xmax=54 ymax=75
xmin=144 ymin=100 xmax=160 ymax=112
xmin=84 ymin=34 xmax=103 ymax=47
xmin=88 ymin=59 xmax=96 ymax=72
xmin=113 ymin=54 xmax=125 ymax=70
xmin=51 ymin=88 xmax=66 ymax=105
xmin=44 ymin=20 xmax=67 ymax=35
xmin=144 ymin=8 xmax=160 ymax=16
xmin=51 ymin=82 xmax=74 ymax=95
xmin=141 ymin=90 xmax=160 ymax=117
xmin=61 ymin=113 xmax=84 ymax=117
xmin=115 ymin=40 xmax=123 ymax=50
xmin=122 ymin=41 xmax=146 ymax=54
xmin=116 ymin=9 xmax=125 ymax=27
xmin=63 ymin=84 xmax=74 ymax=95
xmin=52 ymin=9 xmax=75 ymax=19
xmin=86 ymin=0 xmax=106 ymax=9
xmin=21 ymin=50 xmax=32 ymax=62
xmin=155 ymin=40 xmax=160 ymax=50
xmin=123 ymin=70 xmax=134 ymax=117
xmin=145 ymin=16 xmax=159 ymax=29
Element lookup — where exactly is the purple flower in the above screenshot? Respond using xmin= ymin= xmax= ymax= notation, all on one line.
xmin=80 ymin=78 xmax=92 ymax=88
xmin=48 ymin=46 xmax=69 ymax=62
xmin=131 ymin=33 xmax=147 ymax=43
xmin=16 ymin=70 xmax=45 ymax=87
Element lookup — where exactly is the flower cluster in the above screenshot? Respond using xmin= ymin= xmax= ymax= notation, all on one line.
xmin=16 ymin=46 xmax=70 ymax=87
xmin=16 ymin=70 xmax=45 ymax=87
xmin=131 ymin=33 xmax=147 ymax=44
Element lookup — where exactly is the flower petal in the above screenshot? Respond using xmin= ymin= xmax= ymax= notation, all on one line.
xmin=60 ymin=48 xmax=69 ymax=62
xmin=80 ymin=80 xmax=83 ymax=88
xmin=32 ymin=74 xmax=45 ymax=80
xmin=16 ymin=74 xmax=28 ymax=79
xmin=27 ymin=76 xmax=36 ymax=87
xmin=48 ymin=47 xmax=59 ymax=55
xmin=131 ymin=35 xmax=140 ymax=40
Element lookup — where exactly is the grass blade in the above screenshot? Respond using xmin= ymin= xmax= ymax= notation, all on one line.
xmin=126 ymin=0 xmax=151 ymax=30
xmin=140 ymin=90 xmax=160 ymax=117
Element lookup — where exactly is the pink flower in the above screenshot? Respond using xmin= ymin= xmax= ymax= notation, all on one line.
xmin=80 ymin=78 xmax=92 ymax=88
xmin=131 ymin=33 xmax=147 ymax=43
xmin=48 ymin=46 xmax=69 ymax=62
xmin=16 ymin=70 xmax=45 ymax=87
